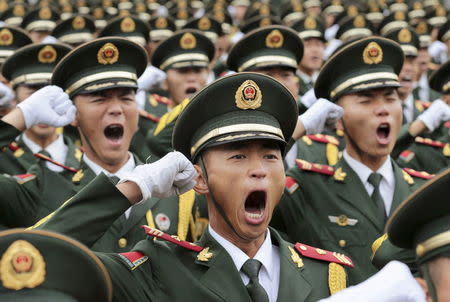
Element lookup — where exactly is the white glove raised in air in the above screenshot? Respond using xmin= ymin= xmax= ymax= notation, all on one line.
xmin=0 ymin=82 xmax=14 ymax=107
xmin=298 ymin=98 xmax=343 ymax=135
xmin=317 ymin=261 xmax=425 ymax=302
xmin=119 ymin=151 xmax=197 ymax=201
xmin=16 ymin=85 xmax=76 ymax=129
xmin=417 ymin=99 xmax=450 ymax=132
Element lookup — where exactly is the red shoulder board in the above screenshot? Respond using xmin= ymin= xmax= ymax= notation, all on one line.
xmin=285 ymin=176 xmax=299 ymax=194
xmin=152 ymin=94 xmax=172 ymax=105
xmin=415 ymin=100 xmax=431 ymax=111
xmin=307 ymin=134 xmax=339 ymax=145
xmin=294 ymin=243 xmax=354 ymax=267
xmin=33 ymin=153 xmax=78 ymax=173
xmin=403 ymin=168 xmax=434 ymax=180
xmin=399 ymin=150 xmax=415 ymax=162
xmin=139 ymin=109 xmax=160 ymax=123
xmin=415 ymin=137 xmax=445 ymax=148
xmin=295 ymin=159 xmax=335 ymax=176
xmin=13 ymin=173 xmax=36 ymax=184
xmin=118 ymin=251 xmax=148 ymax=270
xmin=142 ymin=225 xmax=203 ymax=252
xmin=8 ymin=142 xmax=20 ymax=151
xmin=445 ymin=122 xmax=450 ymax=129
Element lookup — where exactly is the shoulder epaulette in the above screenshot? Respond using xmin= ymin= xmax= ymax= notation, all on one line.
xmin=118 ymin=251 xmax=149 ymax=270
xmin=151 ymin=93 xmax=172 ymax=105
xmin=414 ymin=100 xmax=431 ymax=112
xmin=34 ymin=152 xmax=78 ymax=173
xmin=8 ymin=142 xmax=24 ymax=157
xmin=295 ymin=159 xmax=334 ymax=175
xmin=415 ymin=136 xmax=445 ymax=148
xmin=142 ymin=225 xmax=203 ymax=252
xmin=399 ymin=150 xmax=415 ymax=162
xmin=307 ymin=134 xmax=339 ymax=145
xmin=13 ymin=173 xmax=36 ymax=184
xmin=8 ymin=142 xmax=20 ymax=151
xmin=285 ymin=176 xmax=299 ymax=194
xmin=294 ymin=243 xmax=353 ymax=267
xmin=403 ymin=168 xmax=434 ymax=180
xmin=139 ymin=109 xmax=160 ymax=123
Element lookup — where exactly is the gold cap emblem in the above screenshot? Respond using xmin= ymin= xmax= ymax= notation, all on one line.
xmin=413 ymin=1 xmax=422 ymax=10
xmin=416 ymin=22 xmax=428 ymax=35
xmin=197 ymin=247 xmax=213 ymax=262
xmin=259 ymin=17 xmax=272 ymax=27
xmin=38 ymin=45 xmax=57 ymax=63
xmin=304 ymin=17 xmax=316 ymax=29
xmin=214 ymin=12 xmax=225 ymax=22
xmin=363 ymin=41 xmax=383 ymax=65
xmin=235 ymin=80 xmax=262 ymax=110
xmin=0 ymin=28 xmax=13 ymax=46
xmin=136 ymin=3 xmax=146 ymax=13
xmin=398 ymin=28 xmax=412 ymax=43
xmin=347 ymin=5 xmax=358 ymax=16
xmin=155 ymin=17 xmax=167 ymax=29
xmin=13 ymin=5 xmax=25 ymax=16
xmin=72 ymin=16 xmax=85 ymax=30
xmin=0 ymin=240 xmax=46 ymax=290
xmin=38 ymin=7 xmax=51 ymax=19
xmin=394 ymin=11 xmax=405 ymax=20
xmin=93 ymin=8 xmax=103 ymax=19
xmin=436 ymin=6 xmax=446 ymax=16
xmin=353 ymin=15 xmax=365 ymax=28
xmin=265 ymin=29 xmax=283 ymax=48
xmin=120 ymin=17 xmax=136 ymax=32
xmin=198 ymin=17 xmax=211 ymax=30
xmin=180 ymin=32 xmax=196 ymax=49
xmin=97 ymin=42 xmax=119 ymax=65
xmin=260 ymin=5 xmax=269 ymax=15
xmin=177 ymin=9 xmax=188 ymax=19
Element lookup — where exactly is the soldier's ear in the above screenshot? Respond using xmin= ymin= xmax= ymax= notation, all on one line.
xmin=193 ymin=164 xmax=209 ymax=195
xmin=416 ymin=277 xmax=433 ymax=302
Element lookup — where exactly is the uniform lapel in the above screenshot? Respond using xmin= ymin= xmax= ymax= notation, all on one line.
xmin=333 ymin=159 xmax=384 ymax=232
xmin=194 ymin=230 xmax=252 ymax=302
xmin=118 ymin=198 xmax=160 ymax=237
xmin=389 ymin=161 xmax=411 ymax=214
xmin=272 ymin=229 xmax=312 ymax=302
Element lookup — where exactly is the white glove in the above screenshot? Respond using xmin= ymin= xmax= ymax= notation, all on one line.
xmin=318 ymin=261 xmax=425 ymax=302
xmin=417 ymin=99 xmax=450 ymax=132
xmin=17 ymin=85 xmax=76 ymax=129
xmin=300 ymin=88 xmax=318 ymax=108
xmin=137 ymin=65 xmax=166 ymax=91
xmin=119 ymin=151 xmax=197 ymax=201
xmin=0 ymin=82 xmax=14 ymax=107
xmin=298 ymin=98 xmax=343 ymax=135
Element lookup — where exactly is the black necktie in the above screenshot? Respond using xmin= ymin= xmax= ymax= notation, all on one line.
xmin=241 ymin=259 xmax=269 ymax=302
xmin=368 ymin=173 xmax=387 ymax=223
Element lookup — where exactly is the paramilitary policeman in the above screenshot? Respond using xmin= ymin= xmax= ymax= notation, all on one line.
xmin=1 ymin=37 xmax=207 ymax=249
xmin=271 ymin=36 xmax=432 ymax=285
xmin=0 ymin=228 xmax=112 ymax=302
xmin=397 ymin=60 xmax=450 ymax=174
xmin=0 ymin=42 xmax=79 ymax=176
xmin=35 ymin=72 xmax=353 ymax=302
xmin=145 ymin=29 xmax=215 ymax=158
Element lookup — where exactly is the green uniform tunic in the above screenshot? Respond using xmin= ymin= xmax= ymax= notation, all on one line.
xmin=0 ymin=122 xmax=81 ymax=175
xmin=36 ymin=174 xmax=348 ymax=302
xmin=271 ymin=157 xmax=427 ymax=285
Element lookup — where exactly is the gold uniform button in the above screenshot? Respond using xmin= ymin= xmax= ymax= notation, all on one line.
xmin=339 ymin=240 xmax=346 ymax=247
xmin=118 ymin=238 xmax=127 ymax=248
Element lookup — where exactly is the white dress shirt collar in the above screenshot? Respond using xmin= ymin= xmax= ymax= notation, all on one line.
xmin=208 ymin=225 xmax=280 ymax=301
xmin=343 ymin=150 xmax=395 ymax=214
xmin=82 ymin=152 xmax=135 ymax=178
xmin=22 ymin=133 xmax=68 ymax=172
